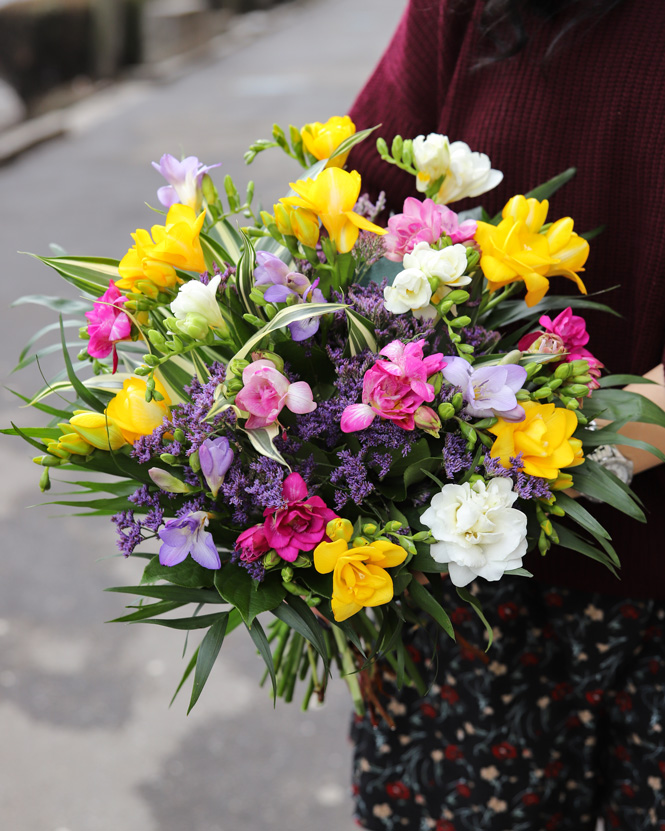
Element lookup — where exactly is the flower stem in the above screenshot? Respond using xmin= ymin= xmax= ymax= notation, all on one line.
xmin=332 ymin=625 xmax=365 ymax=716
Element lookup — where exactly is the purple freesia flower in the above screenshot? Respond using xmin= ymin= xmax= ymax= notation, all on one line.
xmin=151 ymin=154 xmax=221 ymax=212
xmin=158 ymin=511 xmax=220 ymax=569
xmin=199 ymin=436 xmax=234 ymax=498
xmin=441 ymin=356 xmax=527 ymax=421
xmin=253 ymin=251 xmax=326 ymax=341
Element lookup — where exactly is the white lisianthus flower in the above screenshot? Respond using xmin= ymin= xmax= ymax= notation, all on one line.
xmin=413 ymin=133 xmax=451 ymax=193
xmin=436 ymin=141 xmax=503 ymax=204
xmin=420 ymin=478 xmax=528 ymax=587
xmin=170 ymin=274 xmax=226 ymax=331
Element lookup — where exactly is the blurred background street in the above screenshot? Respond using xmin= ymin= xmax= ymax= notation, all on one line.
xmin=0 ymin=1 xmax=407 ymax=828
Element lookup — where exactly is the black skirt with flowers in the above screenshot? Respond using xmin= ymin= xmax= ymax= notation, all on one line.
xmin=350 ymin=579 xmax=665 ymax=831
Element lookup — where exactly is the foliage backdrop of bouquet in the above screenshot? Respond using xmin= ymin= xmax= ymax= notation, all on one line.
xmin=8 ymin=116 xmax=664 ymax=719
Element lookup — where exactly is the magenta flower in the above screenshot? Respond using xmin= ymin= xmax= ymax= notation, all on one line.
xmin=85 ymin=281 xmax=132 ymax=373
xmin=152 ymin=154 xmax=221 ymax=212
xmin=261 ymin=473 xmax=337 ymax=563
xmin=341 ymin=340 xmax=446 ymax=432
xmin=517 ymin=307 xmax=604 ymax=391
xmin=235 ymin=523 xmax=271 ymax=564
xmin=441 ymin=356 xmax=527 ymax=421
xmin=158 ymin=511 xmax=220 ymax=569
xmin=234 ymin=359 xmax=316 ymax=429
xmin=199 ymin=436 xmax=234 ymax=498
xmin=383 ymin=197 xmax=477 ymax=262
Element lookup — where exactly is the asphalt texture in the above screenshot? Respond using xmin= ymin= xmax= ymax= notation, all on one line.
xmin=0 ymin=1 xmax=407 ymax=828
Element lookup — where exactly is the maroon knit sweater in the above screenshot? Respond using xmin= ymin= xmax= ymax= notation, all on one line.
xmin=348 ymin=0 xmax=665 ymax=599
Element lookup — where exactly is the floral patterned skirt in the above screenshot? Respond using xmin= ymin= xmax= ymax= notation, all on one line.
xmin=350 ymin=579 xmax=665 ymax=831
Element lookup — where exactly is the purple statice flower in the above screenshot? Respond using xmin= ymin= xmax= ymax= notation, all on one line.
xmin=112 ymin=510 xmax=145 ymax=557
xmin=460 ymin=324 xmax=500 ymax=354
xmin=484 ymin=453 xmax=553 ymax=500
xmin=443 ymin=433 xmax=474 ymax=480
xmin=354 ymin=191 xmax=387 ymax=222
xmin=254 ymin=251 xmax=327 ymax=341
xmin=369 ymin=452 xmax=393 ymax=479
xmin=330 ymin=450 xmax=375 ymax=511
xmin=230 ymin=548 xmax=266 ymax=581
xmin=220 ymin=456 xmax=287 ymax=525
xmin=199 ymin=436 xmax=234 ymax=498
xmin=441 ymin=356 xmax=527 ymax=421
xmin=152 ymin=154 xmax=221 ymax=212
xmin=353 ymin=229 xmax=386 ymax=269
xmin=158 ymin=511 xmax=220 ymax=569
xmin=330 ymin=282 xmax=438 ymax=351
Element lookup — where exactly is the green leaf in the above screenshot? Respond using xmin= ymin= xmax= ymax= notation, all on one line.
xmin=410 ymin=544 xmax=449 ymax=574
xmin=360 ymin=257 xmax=402 ymax=288
xmin=272 ymin=596 xmax=329 ymax=672
xmin=29 ymin=254 xmax=121 ymax=297
xmin=214 ymin=564 xmax=286 ymax=626
xmin=551 ymin=522 xmax=620 ymax=577
xmin=240 ymin=422 xmax=290 ymax=468
xmin=6 ymin=387 xmax=73 ymax=419
xmin=110 ymin=600 xmax=186 ymax=623
xmin=59 ymin=317 xmax=106 ymax=412
xmin=12 ymin=295 xmax=90 ymax=314
xmin=135 ymin=612 xmax=230 ymax=631
xmin=328 ymin=125 xmax=378 ymax=163
xmin=188 ymin=614 xmax=229 ymax=713
xmin=170 ymin=646 xmax=199 ymax=707
xmin=584 ymin=388 xmax=665 ymax=429
xmin=299 ymin=569 xmax=333 ymax=599
xmin=235 ymin=230 xmax=261 ymax=317
xmin=554 ymin=492 xmax=619 ymax=566
xmin=456 ymin=586 xmax=494 ymax=650
xmin=245 ymin=618 xmax=277 ymax=702
xmin=140 ymin=555 xmax=217 ymax=589
xmin=407 ymin=578 xmax=455 ymax=639
xmin=571 ymin=459 xmax=645 ymax=521
xmin=107 ymin=584 xmax=224 ymax=604
xmin=484 ymin=294 xmax=620 ymax=329
xmin=504 ymin=567 xmax=533 ymax=578
xmin=598 ymin=374 xmax=657 ymax=388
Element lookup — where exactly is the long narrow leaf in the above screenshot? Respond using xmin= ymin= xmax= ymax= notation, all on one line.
xmin=59 ymin=318 xmax=105 ymax=412
xmin=408 ymin=579 xmax=455 ymax=640
xmin=188 ymin=614 xmax=229 ymax=713
xmin=245 ymin=618 xmax=277 ymax=702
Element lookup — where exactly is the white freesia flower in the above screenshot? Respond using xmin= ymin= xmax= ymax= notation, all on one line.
xmin=170 ymin=274 xmax=225 ymax=331
xmin=404 ymin=241 xmax=471 ymax=287
xmin=436 ymin=141 xmax=503 ymax=204
xmin=383 ymin=269 xmax=433 ymax=314
xmin=420 ymin=478 xmax=527 ymax=587
xmin=413 ymin=133 xmax=451 ymax=193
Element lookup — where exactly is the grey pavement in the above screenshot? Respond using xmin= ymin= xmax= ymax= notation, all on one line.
xmin=0 ymin=1 xmax=407 ymax=828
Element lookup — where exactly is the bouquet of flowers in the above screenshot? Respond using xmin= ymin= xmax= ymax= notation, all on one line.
xmin=8 ymin=117 xmax=665 ymax=719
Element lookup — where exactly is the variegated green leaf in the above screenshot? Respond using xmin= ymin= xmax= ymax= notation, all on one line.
xmin=236 ymin=230 xmax=262 ymax=318
xmin=230 ymin=302 xmax=346 ymax=363
xmin=28 ymin=255 xmax=122 ymax=297
xmin=328 ymin=125 xmax=378 ymax=163
xmin=345 ymin=308 xmax=377 ymax=356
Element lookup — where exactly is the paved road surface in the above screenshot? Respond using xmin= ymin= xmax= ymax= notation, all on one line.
xmin=0 ymin=2 xmax=407 ymax=828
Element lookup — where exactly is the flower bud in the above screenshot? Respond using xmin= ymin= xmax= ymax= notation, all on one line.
xmin=438 ymin=402 xmax=456 ymax=420
xmin=281 ymin=566 xmax=294 ymax=583
xmin=498 ymin=350 xmax=523 ymax=365
xmin=273 ymin=202 xmax=293 ymax=236
xmin=148 ymin=467 xmax=192 ymax=493
xmin=353 ymin=536 xmax=370 ymax=548
xmin=532 ymin=387 xmax=552 ymax=399
xmin=79 ymin=326 xmax=90 ymax=340
xmin=428 ymin=372 xmax=443 ymax=395
xmin=450 ymin=315 xmax=472 ymax=328
xmin=263 ymin=550 xmax=281 ymax=569
xmin=176 ymin=312 xmax=212 ymax=341
xmin=362 ymin=523 xmax=378 ymax=536
xmin=189 ymin=449 xmax=201 ymax=472
xmin=39 ymin=467 xmax=51 ymax=492
xmin=384 ymin=520 xmax=403 ymax=533
xmin=225 ymin=378 xmax=244 ymax=394
xmin=33 ymin=454 xmax=62 ymax=467
xmin=68 ymin=411 xmax=127 ymax=451
xmin=554 ymin=362 xmax=574 ymax=380
xmin=199 ymin=435 xmax=234 ymax=498
xmin=414 ymin=405 xmax=441 ymax=437
xmin=326 ymin=517 xmax=354 ymax=542
xmin=159 ymin=452 xmax=177 ymax=465
xmin=290 ymin=208 xmax=320 ymax=249
xmin=451 ymin=393 xmax=464 ymax=411
xmin=227 ymin=358 xmax=251 ymax=378
xmin=148 ymin=329 xmax=167 ymax=350
xmin=446 ymin=289 xmax=471 ymax=305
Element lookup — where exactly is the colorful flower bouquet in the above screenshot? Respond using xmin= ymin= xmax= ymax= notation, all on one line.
xmin=8 ymin=118 xmax=665 ymax=718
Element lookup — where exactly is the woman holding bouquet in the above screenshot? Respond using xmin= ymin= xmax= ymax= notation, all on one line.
xmin=347 ymin=1 xmax=665 ymax=829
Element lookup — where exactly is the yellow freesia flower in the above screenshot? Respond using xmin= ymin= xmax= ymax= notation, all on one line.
xmin=106 ymin=377 xmax=171 ymax=445
xmin=475 ymin=195 xmax=588 ymax=307
xmin=314 ymin=537 xmax=408 ymax=621
xmin=68 ymin=410 xmax=128 ymax=451
xmin=116 ymin=204 xmax=206 ymax=293
xmin=488 ymin=400 xmax=584 ymax=480
xmin=281 ymin=168 xmax=386 ymax=254
xmin=301 ymin=116 xmax=356 ymax=168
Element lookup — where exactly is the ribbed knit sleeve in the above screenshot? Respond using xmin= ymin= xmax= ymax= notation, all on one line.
xmin=348 ymin=0 xmax=665 ymax=599
xmin=348 ymin=0 xmax=474 ymax=207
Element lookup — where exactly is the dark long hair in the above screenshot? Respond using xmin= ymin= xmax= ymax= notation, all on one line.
xmin=473 ymin=0 xmax=627 ymax=64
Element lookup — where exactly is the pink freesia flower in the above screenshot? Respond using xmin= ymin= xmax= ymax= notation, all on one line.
xmin=262 ymin=473 xmax=337 ymax=562
xmin=85 ymin=281 xmax=132 ymax=373
xmin=341 ymin=340 xmax=446 ymax=432
xmin=235 ymin=524 xmax=271 ymax=564
xmin=383 ymin=197 xmax=477 ymax=262
xmin=234 ymin=359 xmax=316 ymax=429
xmin=517 ymin=307 xmax=603 ymax=393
